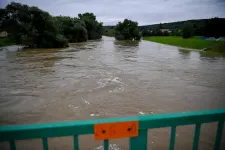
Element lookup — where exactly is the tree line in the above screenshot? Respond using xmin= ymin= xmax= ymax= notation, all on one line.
xmin=102 ymin=19 xmax=141 ymax=40
xmin=2 ymin=2 xmax=223 ymax=47
xmin=0 ymin=2 xmax=103 ymax=48
xmin=103 ymin=17 xmax=225 ymax=39
xmin=140 ymin=17 xmax=225 ymax=38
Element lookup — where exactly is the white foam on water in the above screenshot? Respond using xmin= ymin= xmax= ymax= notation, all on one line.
xmin=81 ymin=98 xmax=90 ymax=105
xmin=68 ymin=104 xmax=80 ymax=115
xmin=95 ymin=74 xmax=126 ymax=93
xmin=90 ymin=114 xmax=100 ymax=117
xmin=94 ymin=144 xmax=121 ymax=150
xmin=84 ymin=100 xmax=90 ymax=104
xmin=138 ymin=111 xmax=145 ymax=115
xmin=68 ymin=104 xmax=79 ymax=110
xmin=88 ymin=56 xmax=94 ymax=60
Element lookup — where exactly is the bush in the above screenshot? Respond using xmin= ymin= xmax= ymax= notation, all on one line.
xmin=163 ymin=31 xmax=170 ymax=36
xmin=115 ymin=34 xmax=125 ymax=40
xmin=55 ymin=34 xmax=68 ymax=48
xmin=115 ymin=19 xmax=141 ymax=40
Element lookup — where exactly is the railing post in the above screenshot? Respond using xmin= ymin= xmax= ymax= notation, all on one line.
xmin=73 ymin=135 xmax=79 ymax=150
xmin=104 ymin=140 xmax=109 ymax=150
xmin=169 ymin=126 xmax=176 ymax=150
xmin=9 ymin=140 xmax=16 ymax=150
xmin=214 ymin=121 xmax=224 ymax=150
xmin=129 ymin=129 xmax=148 ymax=150
xmin=42 ymin=138 xmax=48 ymax=150
xmin=192 ymin=124 xmax=201 ymax=150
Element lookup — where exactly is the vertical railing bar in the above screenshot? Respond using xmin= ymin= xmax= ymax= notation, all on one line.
xmin=42 ymin=138 xmax=49 ymax=150
xmin=214 ymin=121 xmax=224 ymax=150
xmin=9 ymin=140 xmax=16 ymax=150
xmin=192 ymin=123 xmax=201 ymax=150
xmin=104 ymin=140 xmax=109 ymax=150
xmin=130 ymin=129 xmax=148 ymax=150
xmin=74 ymin=135 xmax=79 ymax=150
xmin=170 ymin=126 xmax=176 ymax=150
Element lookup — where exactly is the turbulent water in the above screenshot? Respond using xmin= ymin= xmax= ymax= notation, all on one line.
xmin=0 ymin=36 xmax=225 ymax=150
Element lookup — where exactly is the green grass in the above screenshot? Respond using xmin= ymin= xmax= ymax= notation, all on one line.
xmin=0 ymin=37 xmax=15 ymax=47
xmin=143 ymin=36 xmax=223 ymax=50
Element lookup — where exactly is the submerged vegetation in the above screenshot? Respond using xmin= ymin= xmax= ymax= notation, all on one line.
xmin=0 ymin=2 xmax=103 ymax=48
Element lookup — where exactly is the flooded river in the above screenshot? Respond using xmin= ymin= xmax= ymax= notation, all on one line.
xmin=0 ymin=36 xmax=225 ymax=150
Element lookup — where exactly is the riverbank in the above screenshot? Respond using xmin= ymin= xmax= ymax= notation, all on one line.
xmin=143 ymin=36 xmax=223 ymax=50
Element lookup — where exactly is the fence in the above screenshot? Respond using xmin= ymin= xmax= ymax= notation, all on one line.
xmin=0 ymin=109 xmax=224 ymax=150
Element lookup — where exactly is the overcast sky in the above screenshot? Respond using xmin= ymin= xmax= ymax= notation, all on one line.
xmin=1 ymin=0 xmax=225 ymax=25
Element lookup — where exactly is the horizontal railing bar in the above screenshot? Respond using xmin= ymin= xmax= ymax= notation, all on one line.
xmin=0 ymin=109 xmax=225 ymax=141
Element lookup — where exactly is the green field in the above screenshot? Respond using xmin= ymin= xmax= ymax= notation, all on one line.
xmin=143 ymin=36 xmax=223 ymax=50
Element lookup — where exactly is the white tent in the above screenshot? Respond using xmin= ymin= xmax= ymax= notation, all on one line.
xmin=216 ymin=37 xmax=225 ymax=41
xmin=206 ymin=37 xmax=216 ymax=40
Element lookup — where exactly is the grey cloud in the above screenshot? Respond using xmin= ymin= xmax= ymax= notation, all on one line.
xmin=1 ymin=0 xmax=225 ymax=25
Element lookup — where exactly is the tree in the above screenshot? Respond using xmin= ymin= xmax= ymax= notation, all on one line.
xmin=78 ymin=13 xmax=103 ymax=40
xmin=159 ymin=23 xmax=163 ymax=29
xmin=0 ymin=2 xmax=68 ymax=48
xmin=115 ymin=19 xmax=141 ymax=40
xmin=142 ymin=29 xmax=152 ymax=37
xmin=0 ymin=3 xmax=103 ymax=48
xmin=103 ymin=28 xmax=115 ymax=37
xmin=204 ymin=17 xmax=225 ymax=38
xmin=163 ymin=31 xmax=169 ymax=36
xmin=182 ymin=23 xmax=194 ymax=38
xmin=53 ymin=16 xmax=88 ymax=42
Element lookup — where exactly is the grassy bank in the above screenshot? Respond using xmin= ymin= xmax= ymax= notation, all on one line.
xmin=0 ymin=37 xmax=15 ymax=47
xmin=143 ymin=36 xmax=223 ymax=50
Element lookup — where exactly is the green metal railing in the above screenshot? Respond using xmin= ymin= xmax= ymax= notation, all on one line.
xmin=0 ymin=109 xmax=224 ymax=150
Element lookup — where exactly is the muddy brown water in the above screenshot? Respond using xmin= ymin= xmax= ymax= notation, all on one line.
xmin=0 ymin=36 xmax=225 ymax=150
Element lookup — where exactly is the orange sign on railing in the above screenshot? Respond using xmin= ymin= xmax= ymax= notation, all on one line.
xmin=94 ymin=121 xmax=139 ymax=140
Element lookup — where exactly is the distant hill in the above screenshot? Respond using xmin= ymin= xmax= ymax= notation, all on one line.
xmin=104 ymin=26 xmax=115 ymax=29
xmin=104 ymin=18 xmax=225 ymax=37
xmin=139 ymin=19 xmax=207 ymax=30
xmin=104 ymin=18 xmax=225 ymax=30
